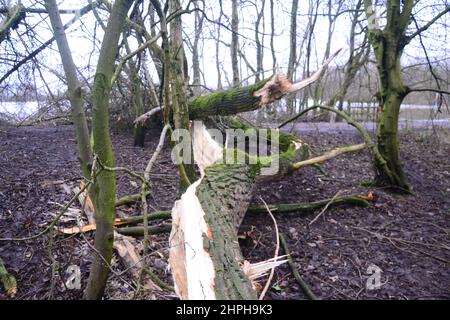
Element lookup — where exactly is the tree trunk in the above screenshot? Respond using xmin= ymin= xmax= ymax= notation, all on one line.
xmin=168 ymin=0 xmax=197 ymax=189
xmin=376 ymin=82 xmax=409 ymax=190
xmin=169 ymin=120 xmax=365 ymax=299
xmin=370 ymin=38 xmax=409 ymax=189
xmin=125 ymin=45 xmax=146 ymax=147
xmin=286 ymin=0 xmax=298 ymax=115
xmin=364 ymin=0 xmax=413 ymax=191
xmin=192 ymin=1 xmax=203 ymax=96
xmin=44 ymin=0 xmax=92 ymax=178
xmin=231 ymin=0 xmax=240 ymax=87
xmin=84 ymin=0 xmax=134 ymax=300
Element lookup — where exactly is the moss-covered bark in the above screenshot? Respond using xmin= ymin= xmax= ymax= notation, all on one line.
xmin=84 ymin=0 xmax=134 ymax=300
xmin=364 ymin=0 xmax=413 ymax=191
xmin=196 ymin=164 xmax=258 ymax=299
xmin=188 ymin=78 xmax=270 ymax=119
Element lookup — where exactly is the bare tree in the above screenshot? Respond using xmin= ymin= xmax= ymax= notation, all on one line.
xmin=363 ymin=0 xmax=450 ymax=191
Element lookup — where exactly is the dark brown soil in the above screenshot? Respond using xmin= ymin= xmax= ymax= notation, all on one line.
xmin=0 ymin=124 xmax=449 ymax=300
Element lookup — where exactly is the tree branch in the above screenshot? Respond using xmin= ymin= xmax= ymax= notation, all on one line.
xmin=407 ymin=88 xmax=450 ymax=96
xmin=0 ymin=0 xmax=101 ymax=85
xmin=291 ymin=144 xmax=367 ymax=170
xmin=407 ymin=5 xmax=450 ymax=41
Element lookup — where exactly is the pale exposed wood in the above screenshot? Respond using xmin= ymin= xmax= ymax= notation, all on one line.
xmin=113 ymin=232 xmax=162 ymax=291
xmin=292 ymin=143 xmax=366 ymax=170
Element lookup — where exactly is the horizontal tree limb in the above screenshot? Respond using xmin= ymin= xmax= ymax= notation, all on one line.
xmin=119 ymin=194 xmax=370 ymax=227
xmin=188 ymin=49 xmax=341 ymax=120
xmin=291 ymin=143 xmax=367 ymax=170
xmin=115 ymin=191 xmax=150 ymax=207
xmin=247 ymin=194 xmax=370 ymax=215
xmin=279 ymin=233 xmax=317 ymax=300
xmin=115 ymin=223 xmax=172 ymax=237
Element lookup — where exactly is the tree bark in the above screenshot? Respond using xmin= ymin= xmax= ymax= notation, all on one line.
xmin=231 ymin=0 xmax=240 ymax=86
xmin=169 ymin=125 xmax=365 ymax=299
xmin=0 ymin=3 xmax=24 ymax=44
xmin=364 ymin=0 xmax=413 ymax=191
xmin=168 ymin=0 xmax=197 ymax=189
xmin=44 ymin=0 xmax=92 ymax=178
xmin=191 ymin=1 xmax=204 ymax=95
xmin=84 ymin=0 xmax=134 ymax=300
xmin=166 ymin=51 xmax=371 ymax=300
xmin=286 ymin=0 xmax=299 ymax=115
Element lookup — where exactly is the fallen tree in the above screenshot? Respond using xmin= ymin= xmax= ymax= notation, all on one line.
xmin=164 ymin=49 xmax=371 ymax=300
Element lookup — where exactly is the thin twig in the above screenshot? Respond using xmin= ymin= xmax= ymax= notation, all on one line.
xmin=309 ymin=191 xmax=342 ymax=226
xmin=135 ymin=124 xmax=170 ymax=296
xmin=258 ymin=196 xmax=280 ymax=300
xmin=0 ymin=179 xmax=93 ymax=242
xmin=279 ymin=233 xmax=318 ymax=300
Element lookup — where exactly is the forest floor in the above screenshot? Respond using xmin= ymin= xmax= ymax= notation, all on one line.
xmin=0 ymin=123 xmax=449 ymax=300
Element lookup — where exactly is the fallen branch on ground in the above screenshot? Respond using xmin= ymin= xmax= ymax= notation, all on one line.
xmin=56 ymin=212 xmax=172 ymax=235
xmin=309 ymin=191 xmax=343 ymax=226
xmin=113 ymin=232 xmax=162 ymax=292
xmin=279 ymin=233 xmax=317 ymax=300
xmin=116 ymin=223 xmax=172 ymax=237
xmin=258 ymin=197 xmax=281 ymax=300
xmin=291 ymin=144 xmax=367 ymax=170
xmin=88 ymin=193 xmax=370 ymax=233
xmin=116 ymin=191 xmax=150 ymax=207
xmin=247 ymin=194 xmax=371 ymax=215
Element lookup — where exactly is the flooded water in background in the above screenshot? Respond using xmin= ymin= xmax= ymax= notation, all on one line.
xmin=1 ymin=100 xmax=449 ymax=131
xmin=0 ymin=101 xmax=40 ymax=121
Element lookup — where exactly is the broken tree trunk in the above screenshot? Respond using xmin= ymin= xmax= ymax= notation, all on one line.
xmin=169 ymin=126 xmax=366 ymax=299
xmin=164 ymin=46 xmax=373 ymax=300
xmin=166 ymin=50 xmax=372 ymax=300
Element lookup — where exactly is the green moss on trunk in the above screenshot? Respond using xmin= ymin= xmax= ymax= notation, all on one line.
xmin=196 ymin=164 xmax=257 ymax=299
xmin=83 ymin=0 xmax=134 ymax=300
xmin=188 ymin=78 xmax=270 ymax=119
